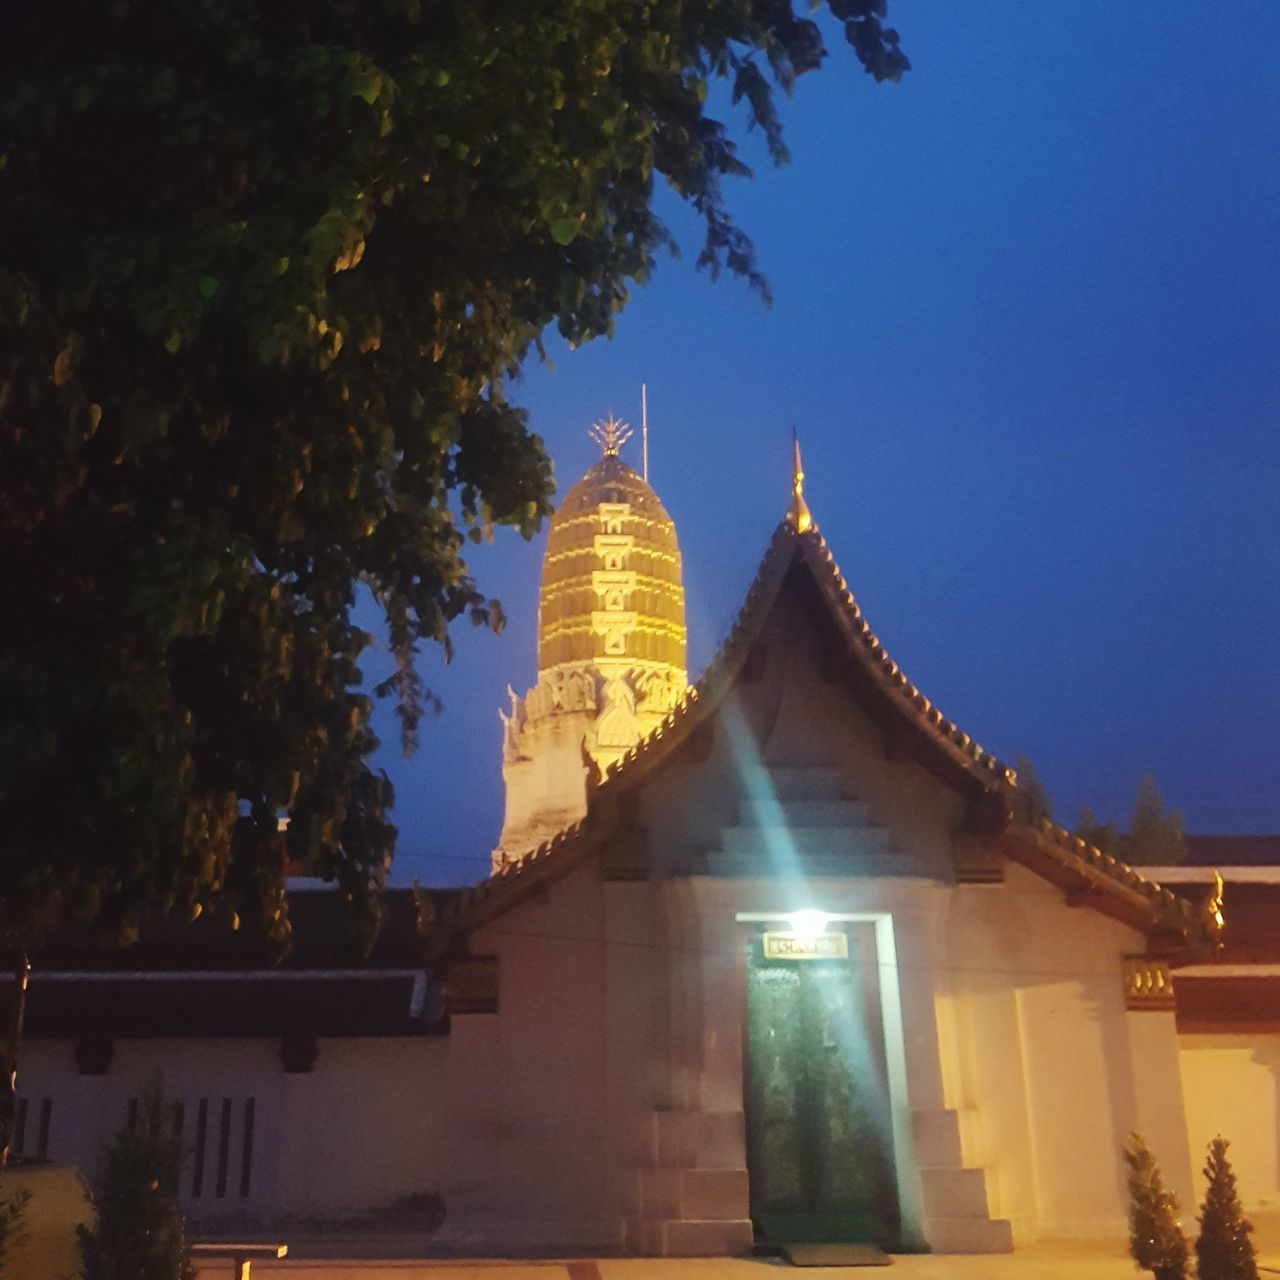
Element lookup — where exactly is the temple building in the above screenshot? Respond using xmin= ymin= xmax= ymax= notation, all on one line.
xmin=10 ymin=419 xmax=1280 ymax=1261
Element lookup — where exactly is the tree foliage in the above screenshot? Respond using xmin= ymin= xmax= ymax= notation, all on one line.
xmin=1129 ymin=773 xmax=1187 ymax=866
xmin=1012 ymin=753 xmax=1053 ymax=824
xmin=1123 ymin=1133 xmax=1189 ymax=1280
xmin=77 ymin=1090 xmax=192 ymax=1280
xmin=0 ymin=1177 xmax=31 ymax=1279
xmin=0 ymin=1 xmax=908 ymax=951
xmin=1074 ymin=773 xmax=1186 ymax=868
xmin=1196 ymin=1137 xmax=1258 ymax=1280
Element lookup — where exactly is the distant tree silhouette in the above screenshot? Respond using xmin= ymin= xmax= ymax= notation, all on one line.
xmin=1075 ymin=805 xmax=1123 ymax=857
xmin=1128 ymin=774 xmax=1187 ymax=866
xmin=1073 ymin=774 xmax=1186 ymax=866
xmin=1013 ymin=754 xmax=1053 ymax=824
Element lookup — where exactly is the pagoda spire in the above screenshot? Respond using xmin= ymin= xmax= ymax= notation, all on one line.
xmin=588 ymin=412 xmax=633 ymax=458
xmin=786 ymin=428 xmax=814 ymax=532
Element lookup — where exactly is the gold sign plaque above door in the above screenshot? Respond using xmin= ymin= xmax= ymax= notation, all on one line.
xmin=762 ymin=931 xmax=850 ymax=961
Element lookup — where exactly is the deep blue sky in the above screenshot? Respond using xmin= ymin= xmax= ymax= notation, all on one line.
xmin=365 ymin=3 xmax=1280 ymax=887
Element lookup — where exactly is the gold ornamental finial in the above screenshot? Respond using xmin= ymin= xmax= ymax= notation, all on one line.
xmin=1203 ymin=870 xmax=1226 ymax=951
xmin=589 ymin=412 xmax=633 ymax=458
xmin=786 ymin=428 xmax=813 ymax=532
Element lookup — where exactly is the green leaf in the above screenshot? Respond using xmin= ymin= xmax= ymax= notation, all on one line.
xmin=198 ymin=275 xmax=219 ymax=299
xmin=353 ymin=69 xmax=383 ymax=105
xmin=549 ymin=215 xmax=581 ymax=246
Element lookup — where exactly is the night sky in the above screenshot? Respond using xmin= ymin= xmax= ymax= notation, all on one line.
xmin=363 ymin=3 xmax=1280 ymax=888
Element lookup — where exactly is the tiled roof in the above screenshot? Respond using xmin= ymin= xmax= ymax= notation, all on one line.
xmin=30 ymin=886 xmax=452 ymax=973
xmin=4 ymin=887 xmax=450 ymax=1039
xmin=12 ymin=973 xmax=441 ymax=1040
xmin=1003 ymin=817 xmax=1199 ymax=941
xmin=1185 ymin=835 xmax=1280 ymax=867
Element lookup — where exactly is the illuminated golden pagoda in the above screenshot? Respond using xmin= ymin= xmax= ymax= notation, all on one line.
xmin=494 ymin=415 xmax=688 ymax=867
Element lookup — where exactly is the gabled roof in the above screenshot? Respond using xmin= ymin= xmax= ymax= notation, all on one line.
xmin=437 ymin=520 xmax=1209 ymax=952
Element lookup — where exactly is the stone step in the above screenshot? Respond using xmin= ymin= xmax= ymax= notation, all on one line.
xmin=637 ymin=1168 xmax=749 ymax=1220
xmin=925 ymin=1216 xmax=1014 ymax=1254
xmin=702 ymin=851 xmax=913 ymax=879
xmin=622 ymin=1215 xmax=661 ymax=1255
xmin=719 ymin=824 xmax=892 ymax=860
xmin=919 ymin=1166 xmax=994 ymax=1219
xmin=645 ymin=1109 xmax=746 ymax=1170
xmin=737 ymin=798 xmax=872 ymax=828
xmin=912 ymin=1110 xmax=965 ymax=1168
xmin=661 ymin=1217 xmax=755 ymax=1256
xmin=701 ymin=849 xmax=911 ymax=880
xmin=759 ymin=766 xmax=845 ymax=801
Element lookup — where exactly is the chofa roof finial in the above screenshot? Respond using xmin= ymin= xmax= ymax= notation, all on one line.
xmin=786 ymin=428 xmax=813 ymax=533
xmin=588 ymin=412 xmax=633 ymax=458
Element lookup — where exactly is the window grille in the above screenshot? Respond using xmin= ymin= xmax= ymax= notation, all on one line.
xmin=11 ymin=1095 xmax=52 ymax=1159
xmin=167 ymin=1096 xmax=257 ymax=1201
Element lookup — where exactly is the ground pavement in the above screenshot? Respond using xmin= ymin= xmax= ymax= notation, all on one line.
xmin=194 ymin=1230 xmax=1280 ymax=1280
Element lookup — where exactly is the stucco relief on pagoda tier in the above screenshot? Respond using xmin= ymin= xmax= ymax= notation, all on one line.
xmin=499 ymin=666 xmax=688 ymax=765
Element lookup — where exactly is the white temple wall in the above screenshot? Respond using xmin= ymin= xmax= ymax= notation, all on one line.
xmin=273 ymin=1038 xmax=445 ymax=1221
xmin=462 ymin=859 xmax=623 ymax=1247
xmin=18 ymin=1037 xmax=295 ymax=1225
xmin=948 ymin=863 xmax=1159 ymax=1241
xmin=1178 ymin=1033 xmax=1280 ymax=1212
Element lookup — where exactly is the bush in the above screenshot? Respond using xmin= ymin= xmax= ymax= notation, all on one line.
xmin=1123 ymin=1133 xmax=1189 ymax=1280
xmin=0 ymin=1178 xmax=31 ymax=1278
xmin=77 ymin=1090 xmax=192 ymax=1280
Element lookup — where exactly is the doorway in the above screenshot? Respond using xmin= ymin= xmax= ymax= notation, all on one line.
xmin=743 ymin=925 xmax=899 ymax=1247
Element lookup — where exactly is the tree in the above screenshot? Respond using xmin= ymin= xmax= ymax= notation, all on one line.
xmin=78 ymin=1090 xmax=192 ymax=1280
xmin=0 ymin=1175 xmax=31 ymax=1279
xmin=1012 ymin=753 xmax=1053 ymax=824
xmin=1128 ymin=773 xmax=1187 ymax=866
xmin=1123 ymin=1133 xmax=1189 ymax=1280
xmin=0 ymin=2 xmax=910 ymax=953
xmin=1072 ymin=773 xmax=1187 ymax=867
xmin=1196 ymin=1137 xmax=1258 ymax=1280
xmin=1075 ymin=805 xmax=1122 ymax=857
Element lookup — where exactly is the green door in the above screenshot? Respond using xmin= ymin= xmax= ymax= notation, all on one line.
xmin=744 ymin=929 xmax=899 ymax=1246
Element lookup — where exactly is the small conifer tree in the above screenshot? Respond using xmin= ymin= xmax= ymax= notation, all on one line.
xmin=1123 ymin=1134 xmax=1189 ymax=1280
xmin=78 ymin=1089 xmax=192 ymax=1280
xmin=1196 ymin=1137 xmax=1258 ymax=1280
